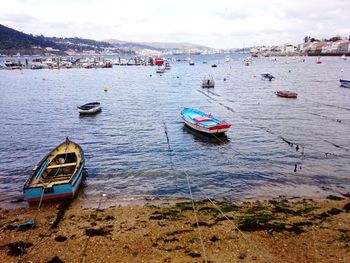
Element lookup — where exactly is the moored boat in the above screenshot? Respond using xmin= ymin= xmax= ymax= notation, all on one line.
xmin=165 ymin=62 xmax=171 ymax=70
xmin=156 ymin=66 xmax=166 ymax=73
xmin=154 ymin=57 xmax=164 ymax=66
xmin=202 ymin=76 xmax=215 ymax=88
xmin=261 ymin=73 xmax=275 ymax=81
xmin=340 ymin=79 xmax=350 ymax=88
xmin=23 ymin=138 xmax=85 ymax=203
xmin=181 ymin=108 xmax=232 ymax=134
xmin=275 ymin=90 xmax=298 ymax=98
xmin=77 ymin=102 xmax=101 ymax=114
xmin=189 ymin=59 xmax=195 ymax=66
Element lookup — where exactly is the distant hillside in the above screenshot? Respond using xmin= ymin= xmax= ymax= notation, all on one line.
xmin=0 ymin=24 xmax=59 ymax=53
xmin=0 ymin=24 xmax=210 ymax=56
xmin=104 ymin=39 xmax=210 ymax=51
xmin=0 ymin=24 xmax=121 ymax=55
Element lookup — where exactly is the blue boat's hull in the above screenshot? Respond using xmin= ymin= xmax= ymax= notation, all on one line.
xmin=23 ymin=138 xmax=85 ymax=203
xmin=24 ymin=162 xmax=84 ymax=203
xmin=340 ymin=79 xmax=350 ymax=88
xmin=181 ymin=108 xmax=231 ymax=134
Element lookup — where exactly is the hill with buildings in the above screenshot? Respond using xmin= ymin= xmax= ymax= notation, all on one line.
xmin=104 ymin=39 xmax=210 ymax=53
xmin=0 ymin=24 xmax=125 ymax=56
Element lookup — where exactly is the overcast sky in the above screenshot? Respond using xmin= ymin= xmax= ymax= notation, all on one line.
xmin=1 ymin=0 xmax=349 ymax=48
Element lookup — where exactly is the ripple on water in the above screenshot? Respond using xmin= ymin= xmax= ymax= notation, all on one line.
xmin=0 ymin=54 xmax=350 ymax=206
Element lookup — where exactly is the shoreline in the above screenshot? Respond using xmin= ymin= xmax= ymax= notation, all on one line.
xmin=1 ymin=195 xmax=349 ymax=262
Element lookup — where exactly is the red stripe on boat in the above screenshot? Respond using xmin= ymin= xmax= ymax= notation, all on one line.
xmin=27 ymin=192 xmax=74 ymax=203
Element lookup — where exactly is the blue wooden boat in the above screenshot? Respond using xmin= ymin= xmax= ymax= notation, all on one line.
xmin=340 ymin=79 xmax=350 ymax=88
xmin=77 ymin=102 xmax=101 ymax=114
xmin=261 ymin=73 xmax=275 ymax=81
xmin=23 ymin=138 xmax=85 ymax=203
xmin=181 ymin=108 xmax=232 ymax=134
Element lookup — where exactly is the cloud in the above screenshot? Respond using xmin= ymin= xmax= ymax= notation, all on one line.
xmin=0 ymin=0 xmax=349 ymax=48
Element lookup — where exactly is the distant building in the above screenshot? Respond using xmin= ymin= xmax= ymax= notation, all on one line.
xmin=65 ymin=49 xmax=77 ymax=55
xmin=284 ymin=44 xmax=297 ymax=53
xmin=331 ymin=40 xmax=350 ymax=53
xmin=304 ymin=39 xmax=350 ymax=55
xmin=45 ymin=47 xmax=60 ymax=52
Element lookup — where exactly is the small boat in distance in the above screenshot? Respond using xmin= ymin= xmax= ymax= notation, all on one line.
xmin=77 ymin=102 xmax=101 ymax=114
xmin=341 ymin=54 xmax=347 ymax=60
xmin=202 ymin=76 xmax=215 ymax=88
xmin=181 ymin=108 xmax=232 ymax=134
xmin=154 ymin=57 xmax=164 ymax=66
xmin=261 ymin=73 xmax=275 ymax=81
xmin=189 ymin=59 xmax=195 ymax=66
xmin=23 ymin=138 xmax=85 ymax=203
xmin=316 ymin=57 xmax=322 ymax=64
xmin=156 ymin=66 xmax=166 ymax=73
xmin=340 ymin=79 xmax=350 ymax=88
xmin=276 ymin=90 xmax=298 ymax=98
xmin=225 ymin=55 xmax=230 ymax=62
xmin=211 ymin=64 xmax=217 ymax=68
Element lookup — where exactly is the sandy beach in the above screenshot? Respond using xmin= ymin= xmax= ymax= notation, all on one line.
xmin=0 ymin=195 xmax=349 ymax=263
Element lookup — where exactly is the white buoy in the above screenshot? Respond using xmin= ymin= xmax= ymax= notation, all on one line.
xmin=103 ymin=86 xmax=109 ymax=92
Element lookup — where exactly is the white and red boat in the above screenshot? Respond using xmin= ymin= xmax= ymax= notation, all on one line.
xmin=276 ymin=90 xmax=298 ymax=98
xmin=181 ymin=108 xmax=232 ymax=134
xmin=154 ymin=57 xmax=164 ymax=66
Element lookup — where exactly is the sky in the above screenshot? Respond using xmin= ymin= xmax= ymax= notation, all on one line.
xmin=0 ymin=0 xmax=349 ymax=49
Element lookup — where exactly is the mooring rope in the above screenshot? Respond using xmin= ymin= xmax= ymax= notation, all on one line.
xmin=197 ymin=188 xmax=273 ymax=263
xmin=164 ymin=121 xmax=277 ymax=263
xmin=18 ymin=142 xmax=72 ymax=262
xmin=196 ymin=89 xmax=350 ymax=159
xmin=79 ymin=193 xmax=105 ymax=263
xmin=163 ymin=122 xmax=208 ymax=262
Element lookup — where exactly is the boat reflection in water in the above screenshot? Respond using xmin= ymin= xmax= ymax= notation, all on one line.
xmin=182 ymin=125 xmax=230 ymax=145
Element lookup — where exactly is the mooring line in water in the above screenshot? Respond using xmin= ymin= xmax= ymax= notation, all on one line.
xmin=304 ymin=98 xmax=350 ymax=111
xmin=306 ymin=112 xmax=345 ymax=125
xmin=212 ymin=130 xmax=349 ymax=199
xmin=163 ymin=122 xmax=176 ymax=189
xmin=196 ymin=88 xmax=349 ymax=159
xmin=197 ymin=89 xmax=218 ymax=101
xmin=322 ymin=139 xmax=350 ymax=152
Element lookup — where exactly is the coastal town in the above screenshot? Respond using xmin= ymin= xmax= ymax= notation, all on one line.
xmin=1 ymin=1 xmax=350 ymax=262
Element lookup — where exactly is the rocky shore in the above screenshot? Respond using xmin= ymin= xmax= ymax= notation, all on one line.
xmin=0 ymin=196 xmax=349 ymax=262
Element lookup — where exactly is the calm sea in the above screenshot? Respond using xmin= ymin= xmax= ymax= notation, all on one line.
xmin=0 ymin=54 xmax=349 ymax=207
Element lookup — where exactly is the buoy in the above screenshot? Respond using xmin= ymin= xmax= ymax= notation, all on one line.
xmin=103 ymin=86 xmax=109 ymax=92
xmin=149 ymin=74 xmax=152 ymax=77
xmin=42 ymin=77 xmax=46 ymax=80
xmin=341 ymin=69 xmax=344 ymax=72
xmin=224 ymin=78 xmax=226 ymax=81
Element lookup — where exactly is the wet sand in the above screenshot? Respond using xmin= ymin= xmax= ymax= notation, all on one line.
xmin=0 ymin=196 xmax=349 ymax=263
